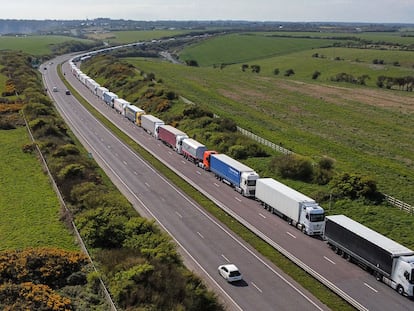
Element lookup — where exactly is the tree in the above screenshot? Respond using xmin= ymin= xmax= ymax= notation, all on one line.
xmin=284 ymin=69 xmax=295 ymax=77
xmin=251 ymin=65 xmax=261 ymax=73
xmin=185 ymin=59 xmax=199 ymax=67
xmin=273 ymin=68 xmax=280 ymax=75
xmin=241 ymin=64 xmax=249 ymax=72
xmin=312 ymin=71 xmax=321 ymax=80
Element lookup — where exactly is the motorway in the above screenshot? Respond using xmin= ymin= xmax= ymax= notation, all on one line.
xmin=42 ymin=56 xmax=330 ymax=311
xmin=44 ymin=54 xmax=413 ymax=311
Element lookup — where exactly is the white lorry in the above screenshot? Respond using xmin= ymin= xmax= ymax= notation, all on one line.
xmin=325 ymin=215 xmax=414 ymax=297
xmin=255 ymin=178 xmax=325 ymax=235
xmin=141 ymin=114 xmax=164 ymax=137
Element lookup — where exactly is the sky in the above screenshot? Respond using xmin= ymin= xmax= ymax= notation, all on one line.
xmin=2 ymin=0 xmax=413 ymax=24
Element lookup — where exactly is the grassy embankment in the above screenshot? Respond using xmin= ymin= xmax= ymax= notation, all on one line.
xmin=107 ymin=33 xmax=414 ymax=251
xmin=125 ymin=33 xmax=414 ymax=203
xmin=0 ymin=128 xmax=77 ymax=251
xmin=0 ymin=37 xmax=92 ymax=251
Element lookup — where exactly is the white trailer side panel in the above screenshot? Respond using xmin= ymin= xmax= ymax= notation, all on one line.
xmin=256 ymin=178 xmax=315 ymax=222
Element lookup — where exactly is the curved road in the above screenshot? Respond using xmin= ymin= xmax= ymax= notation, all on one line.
xmin=42 ymin=56 xmax=330 ymax=311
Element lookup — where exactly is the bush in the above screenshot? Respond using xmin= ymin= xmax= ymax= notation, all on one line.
xmin=272 ymin=154 xmax=314 ymax=181
xmin=330 ymin=173 xmax=384 ymax=203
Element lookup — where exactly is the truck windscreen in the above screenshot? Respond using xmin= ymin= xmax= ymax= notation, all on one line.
xmin=411 ymin=269 xmax=414 ymax=284
xmin=247 ymin=180 xmax=256 ymax=186
xmin=310 ymin=213 xmax=325 ymax=222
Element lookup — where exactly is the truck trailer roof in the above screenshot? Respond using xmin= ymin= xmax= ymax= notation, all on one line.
xmin=257 ymin=178 xmax=316 ymax=203
xmin=326 ymin=215 xmax=414 ymax=257
xmin=211 ymin=154 xmax=255 ymax=173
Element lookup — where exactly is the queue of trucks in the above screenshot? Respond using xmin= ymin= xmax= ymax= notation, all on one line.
xmin=68 ymin=55 xmax=414 ymax=298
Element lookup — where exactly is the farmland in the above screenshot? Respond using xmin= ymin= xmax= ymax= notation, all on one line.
xmin=0 ymin=127 xmax=77 ymax=251
xmin=85 ymin=29 xmax=193 ymax=44
xmin=0 ymin=35 xmax=95 ymax=55
xmin=122 ymin=32 xmax=414 ymax=206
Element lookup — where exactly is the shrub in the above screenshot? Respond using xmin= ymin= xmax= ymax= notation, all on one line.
xmin=272 ymin=154 xmax=313 ymax=181
xmin=330 ymin=173 xmax=384 ymax=203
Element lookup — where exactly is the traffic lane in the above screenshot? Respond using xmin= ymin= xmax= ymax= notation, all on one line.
xmin=61 ymin=64 xmax=400 ymax=310
xmin=49 ymin=75 xmax=328 ymax=311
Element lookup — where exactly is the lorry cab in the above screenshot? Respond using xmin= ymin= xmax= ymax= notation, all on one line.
xmin=240 ymin=171 xmax=259 ymax=197
xmin=175 ymin=135 xmax=188 ymax=154
xmin=200 ymin=150 xmax=217 ymax=170
xmin=390 ymin=255 xmax=414 ymax=296
xmin=300 ymin=204 xmax=325 ymax=235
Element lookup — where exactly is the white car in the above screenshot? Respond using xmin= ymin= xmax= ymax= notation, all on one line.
xmin=218 ymin=264 xmax=242 ymax=282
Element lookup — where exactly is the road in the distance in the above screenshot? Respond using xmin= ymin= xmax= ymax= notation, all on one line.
xmin=42 ymin=56 xmax=330 ymax=311
xmin=58 ymin=55 xmax=414 ymax=311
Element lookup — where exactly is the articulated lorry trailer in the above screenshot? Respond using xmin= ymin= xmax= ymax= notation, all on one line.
xmin=325 ymin=215 xmax=414 ymax=297
xmin=141 ymin=115 xmax=164 ymax=137
xmin=103 ymin=91 xmax=118 ymax=108
xmin=114 ymin=98 xmax=129 ymax=115
xmin=157 ymin=125 xmax=188 ymax=154
xmin=181 ymin=138 xmax=206 ymax=164
xmin=125 ymin=105 xmax=145 ymax=126
xmin=255 ymin=178 xmax=325 ymax=235
xmin=209 ymin=154 xmax=259 ymax=197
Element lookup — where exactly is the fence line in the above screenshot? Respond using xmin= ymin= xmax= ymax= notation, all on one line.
xmin=236 ymin=126 xmax=293 ymax=155
xmin=385 ymin=195 xmax=414 ymax=215
xmin=24 ymin=114 xmax=118 ymax=311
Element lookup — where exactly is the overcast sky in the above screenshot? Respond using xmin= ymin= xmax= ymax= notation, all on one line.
xmin=2 ymin=0 xmax=413 ymax=23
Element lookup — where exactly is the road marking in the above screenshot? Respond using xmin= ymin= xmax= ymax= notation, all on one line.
xmin=235 ymin=197 xmax=242 ymax=202
xmin=259 ymin=213 xmax=267 ymax=219
xmin=123 ymin=161 xmax=127 ymax=165
xmin=214 ymin=183 xmax=220 ymax=187
xmin=144 ymin=182 xmax=150 ymax=188
xmin=181 ymin=160 xmax=186 ymax=164
xmin=364 ymin=283 xmax=378 ymax=293
xmin=286 ymin=232 xmax=297 ymax=239
xmin=107 ymin=145 xmax=111 ymax=149
xmin=168 ymin=151 xmax=172 ymax=155
xmin=114 ymin=152 xmax=118 ymax=157
xmin=251 ymin=282 xmax=263 ymax=293
xmin=175 ymin=211 xmax=183 ymax=219
xmin=323 ymin=256 xmax=336 ymax=265
xmin=134 ymin=171 xmax=138 ymax=175
xmin=197 ymin=232 xmax=205 ymax=239
xmin=196 ymin=171 xmax=201 ymax=175
xmin=221 ymin=254 xmax=230 ymax=263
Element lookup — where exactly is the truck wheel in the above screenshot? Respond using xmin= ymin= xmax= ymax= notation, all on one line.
xmin=375 ymin=272 xmax=382 ymax=282
xmin=397 ymin=285 xmax=404 ymax=295
xmin=301 ymin=226 xmax=307 ymax=235
xmin=345 ymin=253 xmax=352 ymax=262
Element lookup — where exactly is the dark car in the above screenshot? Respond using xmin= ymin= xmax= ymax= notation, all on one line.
xmin=65 ymin=90 xmax=71 ymax=95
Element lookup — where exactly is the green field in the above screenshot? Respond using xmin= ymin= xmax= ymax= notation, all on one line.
xmin=123 ymin=36 xmax=414 ymax=204
xmin=0 ymin=128 xmax=77 ymax=251
xmin=179 ymin=33 xmax=338 ymax=66
xmin=0 ymin=35 xmax=94 ymax=55
xmin=86 ymin=29 xmax=192 ymax=44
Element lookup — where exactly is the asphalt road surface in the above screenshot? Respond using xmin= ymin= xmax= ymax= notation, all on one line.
xmin=41 ymin=56 xmax=331 ymax=311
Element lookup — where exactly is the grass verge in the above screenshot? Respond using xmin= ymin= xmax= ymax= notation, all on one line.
xmin=0 ymin=127 xmax=78 ymax=251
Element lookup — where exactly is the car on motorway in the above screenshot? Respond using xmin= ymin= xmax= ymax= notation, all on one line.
xmin=53 ymin=87 xmax=58 ymax=92
xmin=65 ymin=90 xmax=71 ymax=95
xmin=218 ymin=264 xmax=243 ymax=282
